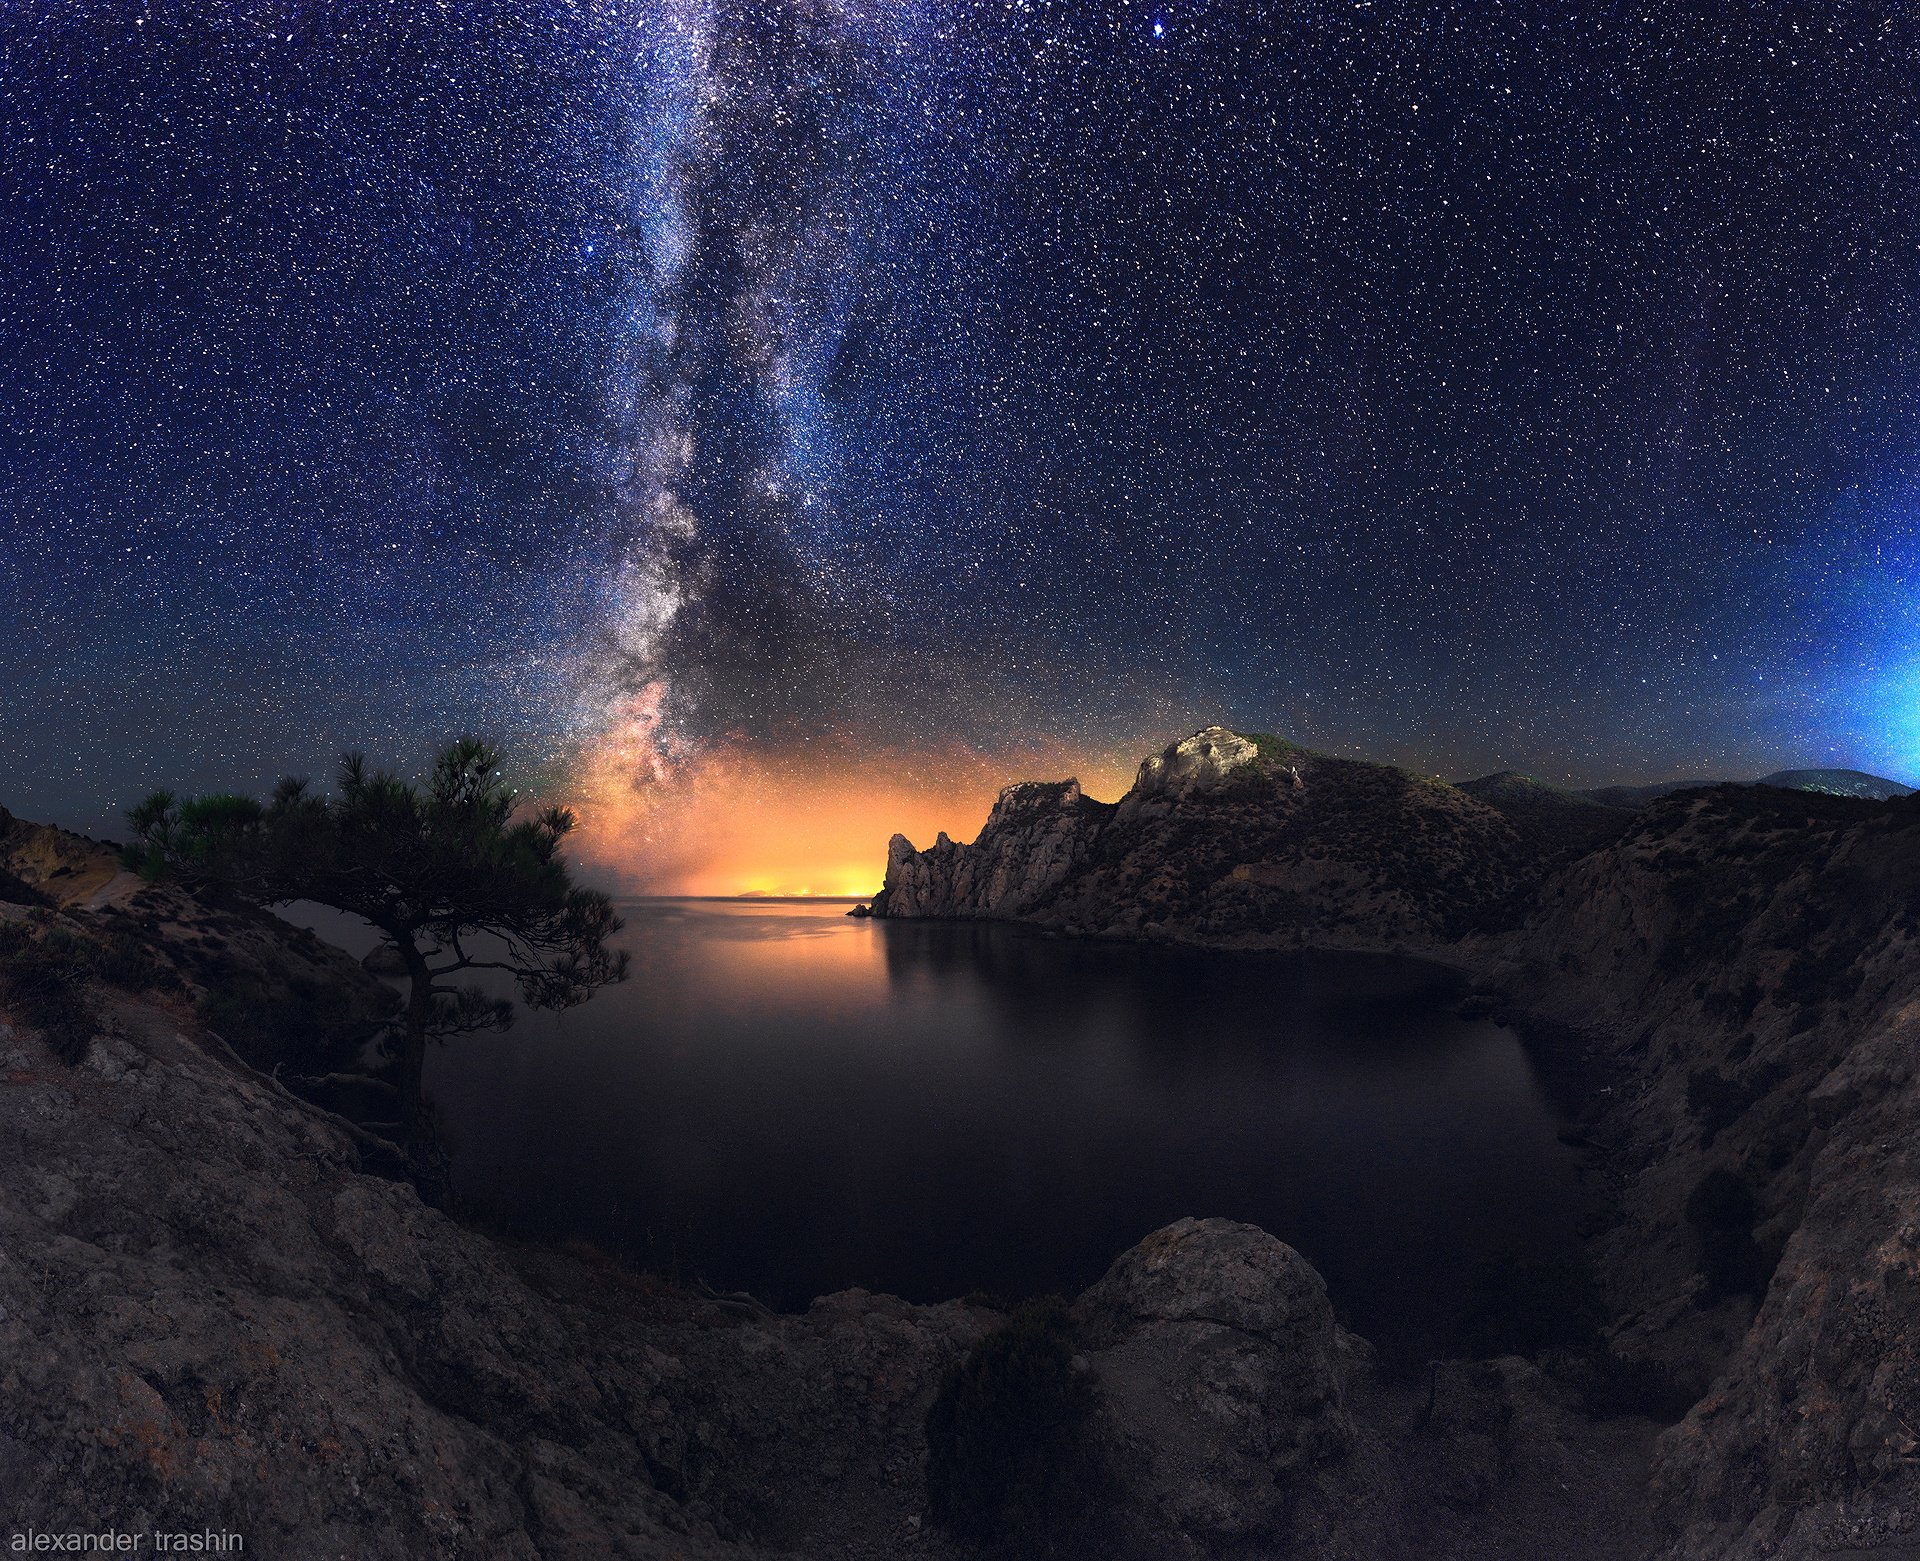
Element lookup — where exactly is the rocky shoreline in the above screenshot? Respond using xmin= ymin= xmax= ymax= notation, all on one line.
xmin=867 ymin=728 xmax=1920 ymax=1559
xmin=8 ymin=726 xmax=1920 ymax=1557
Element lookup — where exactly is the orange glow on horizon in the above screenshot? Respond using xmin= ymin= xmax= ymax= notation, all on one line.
xmin=562 ymin=733 xmax=1141 ymax=898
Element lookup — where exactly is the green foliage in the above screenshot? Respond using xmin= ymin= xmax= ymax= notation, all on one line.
xmin=127 ymin=737 xmax=629 ymax=1142
xmin=0 ymin=921 xmax=97 ymax=1064
xmin=1685 ymin=1168 xmax=1771 ymax=1302
xmin=93 ymin=927 xmax=177 ymax=993
xmin=197 ymin=967 xmax=394 ymax=1075
xmin=925 ymin=1299 xmax=1099 ymax=1542
xmin=123 ymin=790 xmax=266 ymax=892
xmin=1234 ymin=730 xmax=1300 ymax=761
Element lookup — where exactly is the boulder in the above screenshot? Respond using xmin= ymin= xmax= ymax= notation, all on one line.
xmin=1119 ymin=726 xmax=1261 ymax=812
xmin=1074 ymin=1218 xmax=1353 ymax=1551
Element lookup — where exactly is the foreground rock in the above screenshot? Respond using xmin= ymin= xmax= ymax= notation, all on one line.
xmin=1074 ymin=1218 xmax=1355 ymax=1553
xmin=0 ymin=811 xmax=1659 ymax=1558
xmin=0 ymin=997 xmax=1003 ymax=1558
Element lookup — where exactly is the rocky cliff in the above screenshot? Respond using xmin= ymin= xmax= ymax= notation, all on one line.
xmin=1480 ymin=783 xmax=1920 ymax=1560
xmin=0 ymin=805 xmax=1656 ymax=1559
xmin=870 ymin=732 xmax=1920 ymax=1559
xmin=877 ymin=778 xmax=1113 ymax=919
xmin=871 ymin=727 xmax=1621 ymax=949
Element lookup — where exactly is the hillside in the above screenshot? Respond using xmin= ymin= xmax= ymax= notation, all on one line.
xmin=0 ymin=806 xmax=395 ymax=1085
xmin=874 ymin=728 xmax=1589 ymax=950
xmin=1455 ymin=770 xmax=1635 ymax=857
xmin=871 ymin=732 xmax=1920 ymax=1559
xmin=1479 ymin=782 xmax=1920 ymax=1559
xmin=1581 ymin=780 xmax=1708 ymax=808
xmin=1754 ymin=766 xmax=1914 ymax=800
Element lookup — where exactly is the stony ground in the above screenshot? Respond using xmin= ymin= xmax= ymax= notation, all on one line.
xmin=37 ymin=781 xmax=1920 ymax=1558
xmin=0 ymin=979 xmax=1665 ymax=1559
xmin=0 ymin=807 xmax=1666 ymax=1558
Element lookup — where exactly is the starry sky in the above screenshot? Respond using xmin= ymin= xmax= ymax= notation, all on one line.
xmin=7 ymin=1 xmax=1920 ymax=888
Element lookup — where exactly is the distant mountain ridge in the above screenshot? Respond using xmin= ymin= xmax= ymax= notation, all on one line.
xmin=871 ymin=728 xmax=1627 ymax=948
xmin=1575 ymin=765 xmax=1912 ymax=807
xmin=1452 ymin=769 xmax=1633 ymax=856
xmin=1753 ymin=766 xmax=1914 ymax=800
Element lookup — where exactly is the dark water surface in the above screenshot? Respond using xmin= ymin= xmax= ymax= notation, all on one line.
xmin=391 ymin=900 xmax=1584 ymax=1354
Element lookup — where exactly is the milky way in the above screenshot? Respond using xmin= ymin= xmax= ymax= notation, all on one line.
xmin=581 ymin=0 xmax=930 ymax=781
xmin=8 ymin=3 xmax=1920 ymax=863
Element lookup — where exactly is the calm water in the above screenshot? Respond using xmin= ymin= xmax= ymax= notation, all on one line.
xmin=397 ymin=900 xmax=1583 ymax=1354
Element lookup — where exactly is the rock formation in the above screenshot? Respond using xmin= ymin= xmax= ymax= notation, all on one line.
xmin=0 ymin=803 xmax=1656 ymax=1559
xmin=870 ymin=733 xmax=1920 ymax=1559
xmin=876 ymin=778 xmax=1111 ymax=919
xmin=870 ymin=726 xmax=1612 ymax=949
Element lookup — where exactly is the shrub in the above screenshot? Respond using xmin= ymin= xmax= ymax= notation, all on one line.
xmin=94 ymin=927 xmax=177 ymax=993
xmin=197 ymin=968 xmax=387 ymax=1074
xmin=0 ymin=867 xmax=47 ymax=907
xmin=925 ymin=1299 xmax=1099 ymax=1542
xmin=0 ymin=921 xmax=97 ymax=1064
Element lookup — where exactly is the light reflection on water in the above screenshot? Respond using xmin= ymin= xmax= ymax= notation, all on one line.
xmin=408 ymin=899 xmax=1583 ymax=1355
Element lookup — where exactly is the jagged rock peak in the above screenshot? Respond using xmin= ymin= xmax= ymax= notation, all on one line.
xmin=874 ymin=777 xmax=1105 ymax=921
xmin=1127 ymin=726 xmax=1261 ymax=801
xmin=988 ymin=777 xmax=1084 ymax=817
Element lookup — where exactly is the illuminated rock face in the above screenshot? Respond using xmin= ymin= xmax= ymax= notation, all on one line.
xmin=869 ymin=726 xmax=1542 ymax=947
xmin=872 ymin=727 xmax=1268 ymax=922
xmin=1119 ymin=725 xmax=1261 ymax=812
xmin=875 ymin=777 xmax=1110 ymax=919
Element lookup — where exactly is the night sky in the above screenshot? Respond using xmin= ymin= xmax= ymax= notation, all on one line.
xmin=7 ymin=2 xmax=1920 ymax=887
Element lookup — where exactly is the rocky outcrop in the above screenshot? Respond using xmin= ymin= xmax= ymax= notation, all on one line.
xmin=1476 ymin=784 xmax=1920 ymax=1559
xmin=1062 ymin=1219 xmax=1657 ymax=1561
xmin=873 ymin=779 xmax=1110 ymax=919
xmin=871 ymin=726 xmax=1585 ymax=949
xmin=1073 ymin=1218 xmax=1353 ymax=1552
xmin=0 ymin=824 xmax=1665 ymax=1559
xmin=1120 ymin=727 xmax=1262 ymax=808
